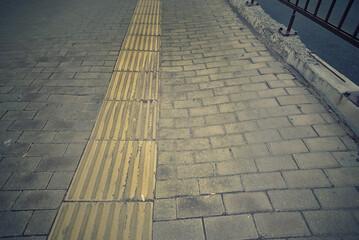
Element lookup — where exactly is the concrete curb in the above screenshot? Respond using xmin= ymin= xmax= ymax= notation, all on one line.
xmin=228 ymin=0 xmax=359 ymax=137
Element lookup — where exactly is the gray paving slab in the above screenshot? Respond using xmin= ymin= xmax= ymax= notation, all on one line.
xmin=223 ymin=192 xmax=272 ymax=214
xmin=24 ymin=210 xmax=57 ymax=235
xmin=204 ymin=215 xmax=258 ymax=240
xmin=303 ymin=210 xmax=359 ymax=236
xmin=254 ymin=212 xmax=310 ymax=238
xmin=12 ymin=190 xmax=65 ymax=210
xmin=153 ymin=219 xmax=205 ymax=240
xmin=0 ymin=211 xmax=32 ymax=237
xmin=176 ymin=195 xmax=224 ymax=218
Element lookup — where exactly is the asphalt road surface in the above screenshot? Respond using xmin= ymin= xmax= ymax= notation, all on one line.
xmin=256 ymin=0 xmax=359 ymax=86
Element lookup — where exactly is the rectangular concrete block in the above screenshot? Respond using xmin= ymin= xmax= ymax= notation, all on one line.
xmin=293 ymin=152 xmax=339 ymax=169
xmin=153 ymin=219 xmax=205 ymax=240
xmin=278 ymin=126 xmax=318 ymax=139
xmin=204 ymin=215 xmax=258 ymax=240
xmin=176 ymin=195 xmax=224 ymax=218
xmin=177 ymin=163 xmax=216 ymax=179
xmin=210 ymin=134 xmax=245 ymax=148
xmin=282 ymin=170 xmax=332 ymax=188
xmin=314 ymin=187 xmax=359 ymax=209
xmin=245 ymin=129 xmax=281 ymax=143
xmin=255 ymin=155 xmax=298 ymax=172
xmin=303 ymin=137 xmax=347 ymax=152
xmin=241 ymin=172 xmax=286 ymax=191
xmin=223 ymin=192 xmax=272 ymax=214
xmin=154 ymin=199 xmax=176 ymax=221
xmin=199 ymin=175 xmax=243 ymax=194
xmin=254 ymin=212 xmax=310 ymax=238
xmin=303 ymin=210 xmax=359 ymax=235
xmin=268 ymin=140 xmax=308 ymax=155
xmin=268 ymin=189 xmax=320 ymax=211
xmin=155 ymin=179 xmax=199 ymax=198
xmin=325 ymin=168 xmax=359 ymax=186
xmin=12 ymin=190 xmax=66 ymax=210
xmin=288 ymin=114 xmax=325 ymax=126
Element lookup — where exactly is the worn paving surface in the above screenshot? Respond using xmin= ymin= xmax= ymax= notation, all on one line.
xmin=153 ymin=0 xmax=359 ymax=239
xmin=0 ymin=0 xmax=136 ymax=238
xmin=1 ymin=0 xmax=359 ymax=239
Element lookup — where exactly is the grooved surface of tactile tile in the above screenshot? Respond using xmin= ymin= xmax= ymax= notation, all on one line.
xmin=127 ymin=23 xmax=161 ymax=36
xmin=66 ymin=140 xmax=157 ymax=201
xmin=114 ymin=50 xmax=159 ymax=72
xmin=105 ymin=71 xmax=159 ymax=101
xmin=48 ymin=202 xmax=152 ymax=240
xmin=90 ymin=101 xmax=158 ymax=140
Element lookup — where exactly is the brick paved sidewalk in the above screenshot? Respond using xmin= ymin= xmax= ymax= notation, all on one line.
xmin=153 ymin=0 xmax=359 ymax=239
xmin=0 ymin=0 xmax=136 ymax=238
xmin=1 ymin=0 xmax=359 ymax=239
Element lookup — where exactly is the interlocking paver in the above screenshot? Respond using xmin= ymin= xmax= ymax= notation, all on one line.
xmin=314 ymin=187 xmax=359 ymax=209
xmin=255 ymin=155 xmax=298 ymax=172
xmin=3 ymin=172 xmax=52 ymax=190
xmin=154 ymin=199 xmax=177 ymax=221
xmin=176 ymin=195 xmax=224 ymax=218
xmin=283 ymin=169 xmax=332 ymax=189
xmin=155 ymin=179 xmax=199 ymax=198
xmin=204 ymin=215 xmax=258 ymax=240
xmin=24 ymin=210 xmax=57 ymax=235
xmin=0 ymin=211 xmax=32 ymax=238
xmin=199 ymin=175 xmax=243 ymax=194
xmin=12 ymin=190 xmax=65 ymax=210
xmin=325 ymin=168 xmax=359 ymax=186
xmin=303 ymin=210 xmax=359 ymax=235
xmin=254 ymin=212 xmax=310 ymax=238
xmin=268 ymin=189 xmax=320 ymax=211
xmin=153 ymin=219 xmax=205 ymax=240
xmin=242 ymin=172 xmax=287 ymax=191
xmin=293 ymin=152 xmax=339 ymax=169
xmin=223 ymin=192 xmax=272 ymax=214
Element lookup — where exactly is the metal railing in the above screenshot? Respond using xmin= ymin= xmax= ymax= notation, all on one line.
xmin=247 ymin=0 xmax=359 ymax=48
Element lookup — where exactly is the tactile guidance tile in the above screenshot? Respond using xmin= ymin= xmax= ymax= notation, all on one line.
xmin=66 ymin=140 xmax=157 ymax=201
xmin=134 ymin=1 xmax=161 ymax=15
xmin=122 ymin=35 xmax=160 ymax=51
xmin=90 ymin=100 xmax=157 ymax=140
xmin=105 ymin=71 xmax=159 ymax=101
xmin=114 ymin=50 xmax=159 ymax=72
xmin=131 ymin=14 xmax=161 ymax=25
xmin=48 ymin=202 xmax=152 ymax=240
xmin=127 ymin=24 xmax=161 ymax=36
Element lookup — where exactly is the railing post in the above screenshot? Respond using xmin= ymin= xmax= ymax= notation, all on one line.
xmin=279 ymin=9 xmax=298 ymax=36
xmin=246 ymin=0 xmax=259 ymax=6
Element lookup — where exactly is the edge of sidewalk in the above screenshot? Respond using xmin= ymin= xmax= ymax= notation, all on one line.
xmin=227 ymin=0 xmax=359 ymax=138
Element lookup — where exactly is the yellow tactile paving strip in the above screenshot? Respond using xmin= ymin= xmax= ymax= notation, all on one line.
xmin=66 ymin=140 xmax=157 ymax=201
xmin=90 ymin=101 xmax=158 ymax=140
xmin=105 ymin=72 xmax=159 ymax=101
xmin=127 ymin=24 xmax=161 ymax=36
xmin=115 ymin=50 xmax=160 ymax=72
xmin=123 ymin=35 xmax=160 ymax=51
xmin=49 ymin=202 xmax=152 ymax=240
xmin=49 ymin=0 xmax=161 ymax=238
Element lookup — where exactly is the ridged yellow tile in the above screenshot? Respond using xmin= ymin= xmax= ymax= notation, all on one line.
xmin=90 ymin=100 xmax=157 ymax=140
xmin=66 ymin=140 xmax=157 ymax=201
xmin=122 ymin=35 xmax=160 ymax=51
xmin=131 ymin=14 xmax=161 ymax=25
xmin=134 ymin=1 xmax=161 ymax=15
xmin=127 ymin=24 xmax=161 ymax=36
xmin=105 ymin=71 xmax=158 ymax=101
xmin=48 ymin=202 xmax=152 ymax=240
xmin=114 ymin=50 xmax=159 ymax=72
